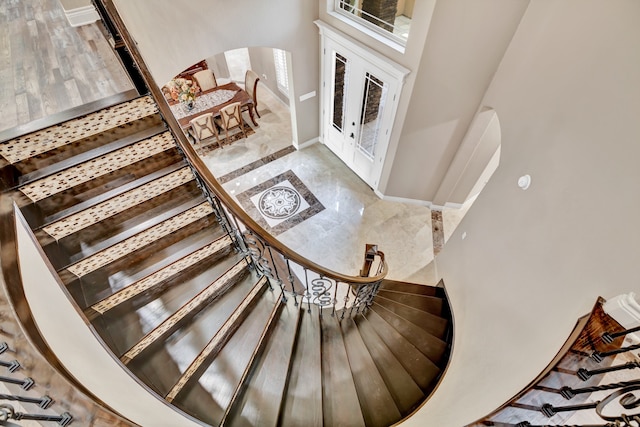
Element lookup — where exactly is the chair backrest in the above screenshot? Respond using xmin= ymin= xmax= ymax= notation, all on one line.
xmin=189 ymin=113 xmax=216 ymax=141
xmin=219 ymin=102 xmax=243 ymax=130
xmin=193 ymin=69 xmax=218 ymax=91
xmin=244 ymin=70 xmax=260 ymax=103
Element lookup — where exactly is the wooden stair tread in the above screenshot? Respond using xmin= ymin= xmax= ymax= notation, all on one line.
xmin=364 ymin=309 xmax=442 ymax=391
xmin=122 ymin=271 xmax=260 ymax=398
xmin=16 ymin=123 xmax=167 ymax=187
xmin=119 ymin=256 xmax=252 ymax=364
xmin=321 ymin=312 xmax=366 ymax=427
xmin=278 ymin=304 xmax=323 ymax=427
xmin=374 ymin=296 xmax=448 ymax=338
xmin=380 ymin=279 xmax=439 ymax=296
xmin=370 ymin=303 xmax=448 ymax=367
xmin=341 ymin=317 xmax=401 ymax=427
xmin=377 ymin=289 xmax=443 ymax=315
xmin=38 ymin=161 xmax=189 ymax=229
xmin=354 ymin=314 xmax=424 ymax=415
xmin=225 ymin=296 xmax=301 ymax=427
xmin=173 ymin=285 xmax=279 ymax=426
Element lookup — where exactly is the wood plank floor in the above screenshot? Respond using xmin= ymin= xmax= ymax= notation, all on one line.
xmin=0 ymin=0 xmax=133 ymax=132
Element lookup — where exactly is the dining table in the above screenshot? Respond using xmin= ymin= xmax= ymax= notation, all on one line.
xmin=169 ymin=82 xmax=258 ymax=129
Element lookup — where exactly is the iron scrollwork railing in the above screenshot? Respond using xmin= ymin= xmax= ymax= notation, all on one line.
xmin=241 ymin=228 xmax=386 ymax=318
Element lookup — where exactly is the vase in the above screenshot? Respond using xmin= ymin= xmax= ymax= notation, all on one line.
xmin=185 ymin=100 xmax=195 ymax=112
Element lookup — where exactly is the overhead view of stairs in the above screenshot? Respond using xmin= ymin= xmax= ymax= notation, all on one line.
xmin=0 ymin=94 xmax=453 ymax=426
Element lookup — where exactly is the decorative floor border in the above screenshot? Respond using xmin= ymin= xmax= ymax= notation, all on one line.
xmin=236 ymin=170 xmax=324 ymax=236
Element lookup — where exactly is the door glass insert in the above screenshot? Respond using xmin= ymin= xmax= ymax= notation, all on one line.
xmin=357 ymin=72 xmax=387 ymax=160
xmin=332 ymin=52 xmax=349 ymax=132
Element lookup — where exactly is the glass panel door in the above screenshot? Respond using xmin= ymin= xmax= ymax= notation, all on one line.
xmin=356 ymin=72 xmax=387 ymax=160
xmin=332 ymin=52 xmax=349 ymax=133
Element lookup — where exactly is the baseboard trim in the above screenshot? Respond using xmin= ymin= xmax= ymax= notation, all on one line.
xmin=296 ymin=137 xmax=319 ymax=150
xmin=64 ymin=5 xmax=100 ymax=27
xmin=373 ymin=189 xmax=433 ymax=207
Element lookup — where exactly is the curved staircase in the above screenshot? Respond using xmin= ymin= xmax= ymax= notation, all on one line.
xmin=0 ymin=93 xmax=453 ymax=426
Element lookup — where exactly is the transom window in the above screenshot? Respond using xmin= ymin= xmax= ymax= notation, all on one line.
xmin=333 ymin=0 xmax=412 ymax=47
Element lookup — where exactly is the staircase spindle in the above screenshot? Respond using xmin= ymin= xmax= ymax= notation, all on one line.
xmin=0 ymin=394 xmax=52 ymax=409
xmin=540 ymin=401 xmax=599 ymax=417
xmin=0 ymin=404 xmax=72 ymax=426
xmin=559 ymin=379 xmax=640 ymax=400
xmin=602 ymin=325 xmax=640 ymax=344
xmin=0 ymin=360 xmax=20 ymax=373
xmin=577 ymin=361 xmax=640 ymax=380
xmin=0 ymin=376 xmax=33 ymax=391
xmin=303 ymin=267 xmax=312 ymax=313
xmin=591 ymin=343 xmax=640 ymax=362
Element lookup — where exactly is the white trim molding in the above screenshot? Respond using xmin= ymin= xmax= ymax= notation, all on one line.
xmin=295 ymin=137 xmax=320 ymax=150
xmin=64 ymin=5 xmax=100 ymax=27
xmin=374 ymin=189 xmax=433 ymax=207
xmin=603 ymin=293 xmax=640 ymax=343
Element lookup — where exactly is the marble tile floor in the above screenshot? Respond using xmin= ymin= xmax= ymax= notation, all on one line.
xmin=194 ymin=83 xmax=474 ymax=285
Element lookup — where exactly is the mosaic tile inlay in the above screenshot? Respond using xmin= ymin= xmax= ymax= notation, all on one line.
xmin=20 ymin=132 xmax=176 ymax=202
xmin=91 ymin=235 xmax=234 ymax=315
xmin=43 ymin=167 xmax=195 ymax=240
xmin=0 ymin=96 xmax=158 ymax=164
xmin=67 ymin=202 xmax=213 ymax=278
xmin=236 ymin=170 xmax=324 ymax=235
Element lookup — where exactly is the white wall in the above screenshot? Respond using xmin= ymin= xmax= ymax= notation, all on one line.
xmin=112 ymin=0 xmax=319 ymax=145
xmin=405 ymin=1 xmax=640 ymax=425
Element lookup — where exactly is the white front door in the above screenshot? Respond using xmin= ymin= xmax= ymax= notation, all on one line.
xmin=320 ymin=25 xmax=408 ymax=189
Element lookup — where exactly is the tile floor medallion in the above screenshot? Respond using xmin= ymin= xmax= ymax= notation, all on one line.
xmin=237 ymin=170 xmax=324 ymax=235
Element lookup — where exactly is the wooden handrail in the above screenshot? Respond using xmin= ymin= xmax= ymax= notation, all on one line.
xmin=99 ymin=0 xmax=388 ymax=286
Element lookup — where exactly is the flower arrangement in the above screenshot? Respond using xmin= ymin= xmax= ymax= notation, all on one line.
xmin=166 ymin=77 xmax=200 ymax=105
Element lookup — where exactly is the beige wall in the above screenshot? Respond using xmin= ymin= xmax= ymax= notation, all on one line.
xmin=406 ymin=1 xmax=640 ymax=425
xmin=112 ymin=0 xmax=319 ymax=145
xmin=382 ymin=0 xmax=529 ymax=202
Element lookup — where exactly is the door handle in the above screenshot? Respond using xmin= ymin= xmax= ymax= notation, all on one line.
xmin=350 ymin=133 xmax=354 ymax=138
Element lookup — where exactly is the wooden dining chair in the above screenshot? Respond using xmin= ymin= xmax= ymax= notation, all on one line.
xmin=193 ymin=69 xmax=218 ymax=91
xmin=215 ymin=102 xmax=247 ymax=144
xmin=189 ymin=112 xmax=221 ymax=151
xmin=244 ymin=70 xmax=261 ymax=119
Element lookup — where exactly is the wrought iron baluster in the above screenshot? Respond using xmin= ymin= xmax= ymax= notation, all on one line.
xmin=285 ymin=258 xmax=298 ymax=306
xmin=560 ymin=379 xmax=640 ymax=400
xmin=578 ymin=361 xmax=640 ymax=381
xmin=341 ymin=284 xmax=351 ymax=320
xmin=266 ymin=246 xmax=287 ymax=301
xmin=304 ymin=268 xmax=312 ymax=314
xmin=0 ymin=404 xmax=72 ymax=426
xmin=0 ymin=393 xmax=52 ymax=409
xmin=540 ymin=401 xmax=599 ymax=417
xmin=602 ymin=325 xmax=640 ymax=344
xmin=0 ymin=359 xmax=19 ymax=373
xmin=591 ymin=343 xmax=640 ymax=362
xmin=0 ymin=376 xmax=33 ymax=391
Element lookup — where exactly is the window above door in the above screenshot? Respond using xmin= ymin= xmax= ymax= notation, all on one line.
xmin=328 ymin=0 xmax=414 ymax=53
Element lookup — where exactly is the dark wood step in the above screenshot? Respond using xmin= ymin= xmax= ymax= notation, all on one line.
xmin=171 ymin=281 xmax=278 ymax=426
xmin=320 ymin=312 xmax=366 ymax=427
xmin=380 ymin=279 xmax=439 ymax=296
xmin=40 ymin=180 xmax=204 ymax=267
xmin=165 ymin=276 xmax=270 ymax=405
xmin=364 ymin=309 xmax=442 ymax=390
xmin=341 ymin=317 xmax=401 ymax=427
xmin=84 ymin=233 xmax=234 ymax=317
xmin=37 ymin=161 xmax=189 ymax=229
xmin=374 ymin=296 xmax=448 ymax=339
xmin=354 ymin=313 xmax=424 ymax=415
xmin=59 ymin=202 xmax=219 ymax=286
xmin=377 ymin=289 xmax=443 ymax=316
xmin=120 ymin=256 xmax=253 ymax=364
xmin=124 ymin=270 xmax=260 ymax=399
xmin=278 ymin=304 xmax=323 ymax=427
xmin=222 ymin=294 xmax=295 ymax=426
xmin=20 ymin=147 xmax=184 ymax=226
xmin=54 ymin=197 xmax=207 ymax=271
xmin=16 ymin=123 xmax=167 ymax=188
xmin=226 ymin=296 xmax=302 ymax=427
xmin=371 ymin=302 xmax=448 ymax=367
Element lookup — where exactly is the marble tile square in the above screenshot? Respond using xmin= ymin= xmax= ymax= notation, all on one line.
xmin=237 ymin=170 xmax=324 ymax=235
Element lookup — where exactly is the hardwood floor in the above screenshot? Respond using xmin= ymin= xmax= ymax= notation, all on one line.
xmin=0 ymin=0 xmax=133 ymax=132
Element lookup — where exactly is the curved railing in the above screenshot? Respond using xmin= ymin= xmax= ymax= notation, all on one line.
xmin=97 ymin=0 xmax=388 ymax=316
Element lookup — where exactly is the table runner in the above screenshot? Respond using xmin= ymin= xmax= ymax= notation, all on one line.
xmin=170 ymin=89 xmax=238 ymax=119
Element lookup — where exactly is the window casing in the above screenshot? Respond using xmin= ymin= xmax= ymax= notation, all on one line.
xmin=273 ymin=49 xmax=289 ymax=97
